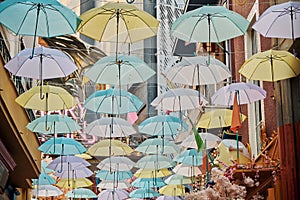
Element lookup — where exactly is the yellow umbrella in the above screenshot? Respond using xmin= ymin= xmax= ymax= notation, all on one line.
xmin=159 ymin=184 xmax=185 ymax=197
xmin=87 ymin=139 xmax=133 ymax=156
xmin=134 ymin=168 xmax=172 ymax=178
xmin=56 ymin=178 xmax=93 ymax=189
xmin=15 ymin=85 xmax=76 ymax=111
xmin=75 ymin=153 xmax=93 ymax=160
xmin=239 ymin=49 xmax=300 ymax=82
xmin=197 ymin=109 xmax=246 ymax=129
xmin=77 ymin=2 xmax=159 ymax=44
xmin=215 ymin=139 xmax=250 ymax=168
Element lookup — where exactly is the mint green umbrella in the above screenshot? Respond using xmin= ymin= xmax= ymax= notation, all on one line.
xmin=171 ymin=5 xmax=249 ymax=43
xmin=135 ymin=138 xmax=180 ymax=155
xmin=129 ymin=188 xmax=160 ymax=199
xmin=27 ymin=114 xmax=81 ymax=134
xmin=173 ymin=149 xmax=203 ymax=166
xmin=171 ymin=5 xmax=249 ymax=64
xmin=132 ymin=177 xmax=166 ymax=188
xmin=135 ymin=155 xmax=175 ymax=170
xmin=0 ymin=0 xmax=81 ymax=56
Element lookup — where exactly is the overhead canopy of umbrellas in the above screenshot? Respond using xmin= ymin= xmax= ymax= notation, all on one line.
xmin=0 ymin=0 xmax=296 ymax=199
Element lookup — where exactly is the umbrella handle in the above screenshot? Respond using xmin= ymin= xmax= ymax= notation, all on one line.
xmin=30 ymin=4 xmax=41 ymax=59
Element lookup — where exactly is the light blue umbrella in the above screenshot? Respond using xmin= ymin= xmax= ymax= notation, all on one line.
xmin=132 ymin=177 xmax=166 ymax=188
xmin=129 ymin=188 xmax=160 ymax=199
xmin=84 ymin=54 xmax=156 ymax=86
xmin=41 ymin=160 xmax=54 ymax=174
xmin=171 ymin=5 xmax=249 ymax=43
xmin=27 ymin=114 xmax=81 ymax=134
xmin=32 ymin=173 xmax=56 ymax=186
xmin=171 ymin=5 xmax=249 ymax=64
xmin=138 ymin=115 xmax=188 ymax=137
xmin=173 ymin=149 xmax=203 ymax=166
xmin=0 ymin=0 xmax=81 ymax=56
xmin=84 ymin=88 xmax=144 ymax=114
xmin=135 ymin=155 xmax=175 ymax=170
xmin=135 ymin=138 xmax=180 ymax=155
xmin=95 ymin=170 xmax=133 ymax=181
xmin=66 ymin=188 xmax=97 ymax=199
xmin=38 ymin=137 xmax=86 ymax=155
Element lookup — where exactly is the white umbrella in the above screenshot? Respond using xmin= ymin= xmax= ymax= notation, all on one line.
xmin=135 ymin=155 xmax=175 ymax=170
xmin=66 ymin=188 xmax=97 ymax=199
xmin=97 ymin=180 xmax=131 ymax=189
xmin=97 ymin=156 xmax=135 ymax=172
xmin=85 ymin=117 xmax=136 ymax=138
xmin=164 ymin=174 xmax=192 ymax=185
xmin=172 ymin=163 xmax=202 ymax=177
xmin=98 ymin=189 xmax=129 ymax=200
xmin=157 ymin=196 xmax=181 ymax=200
xmin=31 ymin=185 xmax=63 ymax=197
xmin=180 ymin=132 xmax=221 ymax=149
xmin=165 ymin=56 xmax=231 ymax=85
xmin=252 ymin=1 xmax=300 ymax=41
xmin=151 ymin=88 xmax=208 ymax=111
xmin=4 ymin=46 xmax=77 ymax=80
xmin=211 ymin=82 xmax=266 ymax=106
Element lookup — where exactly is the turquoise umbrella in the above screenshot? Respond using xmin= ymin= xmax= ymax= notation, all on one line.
xmin=171 ymin=5 xmax=249 ymax=63
xmin=171 ymin=5 xmax=249 ymax=43
xmin=129 ymin=188 xmax=160 ymax=199
xmin=66 ymin=188 xmax=97 ymax=199
xmin=173 ymin=149 xmax=203 ymax=166
xmin=84 ymin=88 xmax=144 ymax=114
xmin=132 ymin=177 xmax=166 ymax=188
xmin=95 ymin=170 xmax=133 ymax=181
xmin=84 ymin=54 xmax=155 ymax=86
xmin=38 ymin=137 xmax=86 ymax=155
xmin=0 ymin=0 xmax=81 ymax=56
xmin=32 ymin=173 xmax=56 ymax=186
xmin=27 ymin=114 xmax=81 ymax=134
xmin=41 ymin=160 xmax=54 ymax=174
xmin=138 ymin=115 xmax=188 ymax=137
xmin=135 ymin=138 xmax=180 ymax=155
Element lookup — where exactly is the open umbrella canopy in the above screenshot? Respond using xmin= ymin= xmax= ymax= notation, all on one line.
xmin=165 ymin=56 xmax=231 ymax=85
xmin=87 ymin=139 xmax=133 ymax=156
xmin=0 ymin=0 xmax=80 ymax=37
xmin=84 ymin=88 xmax=144 ymax=114
xmin=164 ymin=174 xmax=192 ymax=185
xmin=85 ymin=117 xmax=136 ymax=138
xmin=181 ymin=132 xmax=222 ymax=150
xmin=252 ymin=1 xmax=300 ymax=40
xmin=134 ymin=168 xmax=172 ymax=178
xmin=239 ymin=49 xmax=300 ymax=82
xmin=46 ymin=155 xmax=91 ymax=171
xmin=98 ymin=189 xmax=129 ymax=200
xmin=66 ymin=188 xmax=97 ymax=199
xmin=157 ymin=196 xmax=181 ymax=200
xmin=173 ymin=149 xmax=203 ymax=166
xmin=38 ymin=137 xmax=86 ymax=155
xmin=135 ymin=138 xmax=180 ymax=155
xmin=132 ymin=177 xmax=166 ymax=188
xmin=129 ymin=188 xmax=160 ymax=199
xmin=197 ymin=109 xmax=247 ymax=129
xmin=4 ymin=46 xmax=77 ymax=80
xmin=84 ymin=54 xmax=155 ymax=85
xmin=216 ymin=139 xmax=251 ymax=168
xmin=97 ymin=180 xmax=131 ymax=189
xmin=56 ymin=177 xmax=93 ymax=189
xmin=97 ymin=156 xmax=135 ymax=172
xmin=27 ymin=114 xmax=81 ymax=134
xmin=159 ymin=184 xmax=185 ymax=197
xmin=54 ymin=165 xmax=93 ymax=179
xmin=77 ymin=1 xmax=159 ymax=43
xmin=135 ymin=155 xmax=175 ymax=170
xmin=171 ymin=5 xmax=249 ymax=43
xmin=32 ymin=173 xmax=56 ymax=186
xmin=138 ymin=115 xmax=188 ymax=137
xmin=95 ymin=170 xmax=133 ymax=181
xmin=172 ymin=163 xmax=202 ymax=177
xmin=31 ymin=185 xmax=63 ymax=197
xmin=211 ymin=82 xmax=267 ymax=106
xmin=151 ymin=88 xmax=208 ymax=111
xmin=15 ymin=85 xmax=77 ymax=111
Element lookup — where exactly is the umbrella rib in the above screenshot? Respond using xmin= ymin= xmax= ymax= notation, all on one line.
xmin=15 ymin=3 xmax=37 ymax=35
